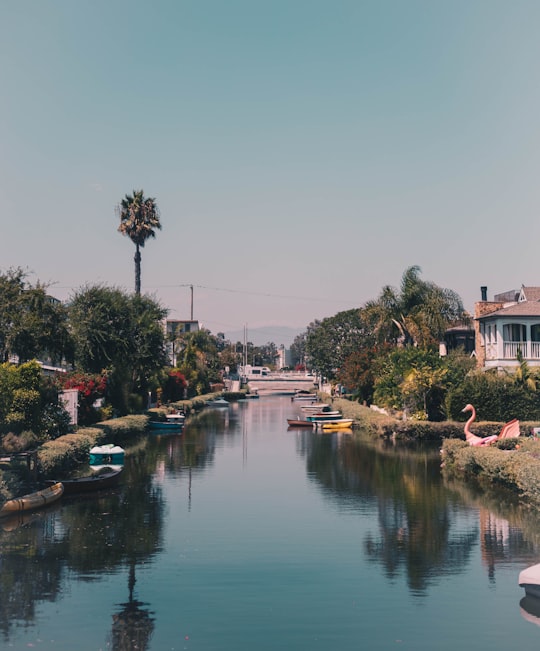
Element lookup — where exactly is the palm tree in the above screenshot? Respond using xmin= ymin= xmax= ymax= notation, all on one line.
xmin=116 ymin=190 xmax=161 ymax=295
xmin=363 ymin=266 xmax=467 ymax=348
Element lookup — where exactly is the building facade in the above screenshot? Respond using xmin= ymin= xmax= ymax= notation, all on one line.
xmin=475 ymin=286 xmax=540 ymax=369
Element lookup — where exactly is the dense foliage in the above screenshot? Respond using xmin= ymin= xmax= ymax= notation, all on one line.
xmin=0 ymin=268 xmax=72 ymax=365
xmin=69 ymin=285 xmax=168 ymax=414
xmin=0 ymin=361 xmax=70 ymax=446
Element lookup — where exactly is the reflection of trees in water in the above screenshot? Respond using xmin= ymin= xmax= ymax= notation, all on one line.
xmin=0 ymin=510 xmax=66 ymax=640
xmin=0 ymin=445 xmax=166 ymax=641
xmin=304 ymin=433 xmax=478 ymax=595
xmin=0 ymin=419 xmax=224 ymax=643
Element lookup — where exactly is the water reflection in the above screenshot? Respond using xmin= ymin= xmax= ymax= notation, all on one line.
xmin=2 ymin=400 xmax=540 ymax=649
xmin=110 ymin=563 xmax=155 ymax=651
xmin=0 ymin=445 xmax=165 ymax=642
xmin=299 ymin=429 xmax=540 ymax=597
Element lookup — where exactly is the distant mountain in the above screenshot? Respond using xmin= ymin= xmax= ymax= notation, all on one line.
xmin=225 ymin=326 xmax=303 ymax=348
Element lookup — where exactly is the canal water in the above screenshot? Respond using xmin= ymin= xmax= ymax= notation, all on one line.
xmin=1 ymin=395 xmax=540 ymax=651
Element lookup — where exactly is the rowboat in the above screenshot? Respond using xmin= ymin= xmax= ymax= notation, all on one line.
xmin=206 ymin=397 xmax=229 ymax=407
xmin=306 ymin=412 xmax=342 ymax=421
xmin=45 ymin=468 xmax=123 ymax=495
xmin=0 ymin=482 xmax=64 ymax=518
xmin=292 ymin=395 xmax=318 ymax=402
xmin=287 ymin=418 xmax=314 ymax=428
xmin=300 ymin=404 xmax=330 ymax=412
xmin=148 ymin=420 xmax=183 ymax=431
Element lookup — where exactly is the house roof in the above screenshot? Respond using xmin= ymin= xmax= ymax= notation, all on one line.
xmin=477 ymin=301 xmax=540 ymax=319
xmin=521 ymin=286 xmax=540 ymax=302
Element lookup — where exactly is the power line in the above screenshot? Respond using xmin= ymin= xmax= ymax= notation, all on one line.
xmin=146 ymin=283 xmax=354 ymax=305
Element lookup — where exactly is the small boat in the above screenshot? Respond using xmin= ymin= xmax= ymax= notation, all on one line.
xmin=306 ymin=412 xmax=342 ymax=421
xmin=206 ymin=397 xmax=229 ymax=407
xmin=148 ymin=420 xmax=183 ymax=431
xmin=318 ymin=419 xmax=354 ymax=429
xmin=0 ymin=482 xmax=64 ymax=518
xmin=89 ymin=444 xmax=125 ymax=463
xmin=300 ymin=404 xmax=331 ymax=412
xmin=165 ymin=413 xmax=186 ymax=422
xmin=45 ymin=468 xmax=123 ymax=495
xmin=519 ymin=563 xmax=540 ymax=599
xmin=287 ymin=418 xmax=315 ymax=428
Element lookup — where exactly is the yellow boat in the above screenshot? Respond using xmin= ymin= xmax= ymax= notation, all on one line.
xmin=0 ymin=482 xmax=64 ymax=518
xmin=320 ymin=419 xmax=354 ymax=430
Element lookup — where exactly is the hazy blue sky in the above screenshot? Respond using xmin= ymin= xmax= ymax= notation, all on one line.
xmin=2 ymin=1 xmax=540 ymax=344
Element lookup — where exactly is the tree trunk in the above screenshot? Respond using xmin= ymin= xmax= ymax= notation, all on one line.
xmin=134 ymin=245 xmax=141 ymax=295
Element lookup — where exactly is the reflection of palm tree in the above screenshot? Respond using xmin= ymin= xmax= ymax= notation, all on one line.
xmin=111 ymin=562 xmax=154 ymax=651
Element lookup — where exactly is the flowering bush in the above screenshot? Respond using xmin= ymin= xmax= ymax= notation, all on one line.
xmin=57 ymin=371 xmax=108 ymax=425
xmin=162 ymin=369 xmax=188 ymax=403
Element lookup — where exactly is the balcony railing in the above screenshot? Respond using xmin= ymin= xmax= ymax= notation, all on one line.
xmin=502 ymin=341 xmax=540 ymax=359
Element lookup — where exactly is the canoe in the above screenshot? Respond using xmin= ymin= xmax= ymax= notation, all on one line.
xmin=0 ymin=482 xmax=64 ymax=518
xmin=287 ymin=418 xmax=315 ymax=427
xmin=45 ymin=468 xmax=123 ymax=495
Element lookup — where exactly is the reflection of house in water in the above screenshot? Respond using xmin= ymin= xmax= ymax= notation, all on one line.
xmin=479 ymin=509 xmax=534 ymax=581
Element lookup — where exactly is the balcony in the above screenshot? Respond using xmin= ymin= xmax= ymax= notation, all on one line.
xmin=502 ymin=341 xmax=540 ymax=359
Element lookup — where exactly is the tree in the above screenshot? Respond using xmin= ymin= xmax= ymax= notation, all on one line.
xmin=363 ymin=266 xmax=467 ymax=348
xmin=290 ymin=332 xmax=307 ymax=369
xmin=0 ymin=268 xmax=72 ymax=365
xmin=116 ymin=190 xmax=161 ymax=295
xmin=69 ymin=285 xmax=167 ymax=414
xmin=305 ymin=309 xmax=370 ymax=380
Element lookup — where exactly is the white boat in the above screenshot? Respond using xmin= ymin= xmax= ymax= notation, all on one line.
xmin=519 ymin=563 xmax=540 ymax=599
xmin=300 ymin=404 xmax=331 ymax=412
xmin=206 ymin=397 xmax=229 ymax=407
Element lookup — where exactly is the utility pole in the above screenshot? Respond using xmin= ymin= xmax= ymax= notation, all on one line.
xmin=190 ymin=284 xmax=193 ymax=320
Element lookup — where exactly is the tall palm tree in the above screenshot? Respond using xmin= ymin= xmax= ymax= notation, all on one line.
xmin=116 ymin=190 xmax=161 ymax=295
xmin=363 ymin=266 xmax=467 ymax=348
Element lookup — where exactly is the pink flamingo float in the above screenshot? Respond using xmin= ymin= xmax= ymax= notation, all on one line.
xmin=461 ymin=404 xmax=520 ymax=447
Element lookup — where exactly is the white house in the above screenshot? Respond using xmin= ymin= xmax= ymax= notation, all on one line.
xmin=475 ymin=286 xmax=540 ymax=369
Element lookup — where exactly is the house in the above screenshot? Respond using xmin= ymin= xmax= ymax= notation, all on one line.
xmin=475 ymin=285 xmax=540 ymax=369
xmin=165 ymin=319 xmax=201 ymax=366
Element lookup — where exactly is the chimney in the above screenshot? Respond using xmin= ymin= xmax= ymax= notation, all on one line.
xmin=480 ymin=286 xmax=488 ymax=301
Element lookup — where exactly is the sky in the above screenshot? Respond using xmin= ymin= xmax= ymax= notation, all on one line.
xmin=2 ymin=0 xmax=540 ymax=346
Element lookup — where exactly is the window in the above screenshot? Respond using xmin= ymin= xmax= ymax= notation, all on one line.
xmin=503 ymin=323 xmax=526 ymax=342
xmin=531 ymin=324 xmax=540 ymax=342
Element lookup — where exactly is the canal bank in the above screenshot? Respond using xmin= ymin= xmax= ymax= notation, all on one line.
xmin=3 ymin=391 xmax=540 ymax=507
